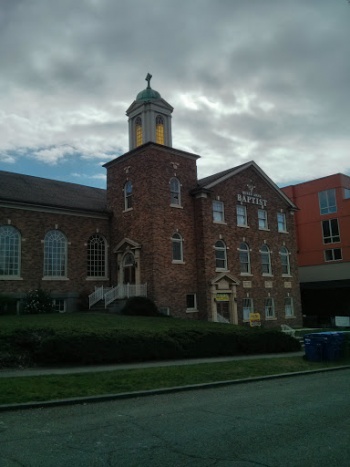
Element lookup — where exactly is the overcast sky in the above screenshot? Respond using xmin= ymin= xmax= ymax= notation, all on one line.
xmin=0 ymin=0 xmax=349 ymax=189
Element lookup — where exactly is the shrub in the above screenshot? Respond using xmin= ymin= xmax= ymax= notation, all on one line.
xmin=23 ymin=289 xmax=55 ymax=314
xmin=121 ymin=296 xmax=160 ymax=317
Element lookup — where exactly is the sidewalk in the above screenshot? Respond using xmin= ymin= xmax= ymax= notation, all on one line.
xmin=0 ymin=351 xmax=305 ymax=378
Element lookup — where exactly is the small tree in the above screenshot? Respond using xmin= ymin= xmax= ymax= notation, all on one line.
xmin=23 ymin=289 xmax=55 ymax=314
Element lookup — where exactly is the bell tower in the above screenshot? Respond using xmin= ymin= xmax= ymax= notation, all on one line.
xmin=126 ymin=74 xmax=173 ymax=150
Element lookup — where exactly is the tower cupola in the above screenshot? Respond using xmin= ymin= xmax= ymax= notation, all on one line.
xmin=126 ymin=74 xmax=173 ymax=150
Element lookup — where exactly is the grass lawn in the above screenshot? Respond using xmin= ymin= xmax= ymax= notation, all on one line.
xmin=0 ymin=312 xmax=249 ymax=334
xmin=1 ymin=356 xmax=349 ymax=405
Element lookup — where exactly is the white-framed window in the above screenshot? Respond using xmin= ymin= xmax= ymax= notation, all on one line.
xmin=319 ymin=189 xmax=337 ymax=215
xmin=215 ymin=240 xmax=227 ymax=270
xmin=87 ymin=234 xmax=107 ymax=278
xmin=124 ymin=180 xmax=133 ymax=210
xmin=0 ymin=225 xmax=21 ymax=278
xmin=172 ymin=233 xmax=183 ymax=262
xmin=43 ymin=230 xmax=67 ymax=278
xmin=238 ymin=242 xmax=251 ymax=274
xmin=52 ymin=299 xmax=66 ymax=313
xmin=279 ymin=246 xmax=291 ymax=275
xmin=156 ymin=115 xmax=164 ymax=145
xmin=213 ymin=200 xmax=225 ymax=223
xmin=264 ymin=297 xmax=275 ymax=319
xmin=135 ymin=116 xmax=142 ymax=147
xmin=186 ymin=294 xmax=197 ymax=311
xmin=284 ymin=297 xmax=294 ymax=317
xmin=277 ymin=212 xmax=287 ymax=232
xmin=237 ymin=205 xmax=248 ymax=226
xmin=242 ymin=297 xmax=253 ymax=321
xmin=170 ymin=177 xmax=181 ymax=206
xmin=324 ymin=248 xmax=342 ymax=262
xmin=322 ymin=219 xmax=340 ymax=244
xmin=260 ymin=244 xmax=272 ymax=275
xmin=258 ymin=209 xmax=268 ymax=230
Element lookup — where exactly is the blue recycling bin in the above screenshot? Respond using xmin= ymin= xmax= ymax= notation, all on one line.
xmin=304 ymin=332 xmax=345 ymax=362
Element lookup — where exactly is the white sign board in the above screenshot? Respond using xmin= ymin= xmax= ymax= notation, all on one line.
xmin=335 ymin=316 xmax=350 ymax=327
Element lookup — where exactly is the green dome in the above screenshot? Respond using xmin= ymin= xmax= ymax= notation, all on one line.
xmin=136 ymin=87 xmax=161 ymax=101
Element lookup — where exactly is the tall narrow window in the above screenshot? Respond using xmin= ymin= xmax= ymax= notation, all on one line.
xmin=258 ymin=209 xmax=268 ymax=230
xmin=215 ymin=240 xmax=227 ymax=270
xmin=264 ymin=297 xmax=275 ymax=319
xmin=170 ymin=177 xmax=181 ymax=206
xmin=87 ymin=234 xmax=107 ymax=277
xmin=319 ymin=189 xmax=337 ymax=214
xmin=172 ymin=233 xmax=183 ymax=262
xmin=44 ymin=230 xmax=67 ymax=277
xmin=155 ymin=115 xmax=164 ymax=144
xmin=279 ymin=246 xmax=291 ymax=275
xmin=213 ymin=200 xmax=224 ymax=222
xmin=260 ymin=244 xmax=272 ymax=275
xmin=238 ymin=242 xmax=251 ymax=274
xmin=242 ymin=297 xmax=253 ymax=321
xmin=124 ymin=180 xmax=133 ymax=210
xmin=284 ymin=297 xmax=294 ymax=317
xmin=322 ymin=219 xmax=340 ymax=243
xmin=277 ymin=212 xmax=287 ymax=232
xmin=0 ymin=226 xmax=20 ymax=278
xmin=135 ymin=117 xmax=142 ymax=147
xmin=237 ymin=205 xmax=248 ymax=226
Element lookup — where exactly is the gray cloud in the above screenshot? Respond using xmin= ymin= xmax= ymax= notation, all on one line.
xmin=0 ymin=0 xmax=349 ymax=186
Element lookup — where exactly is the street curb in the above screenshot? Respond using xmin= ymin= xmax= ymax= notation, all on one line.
xmin=1 ymin=365 xmax=349 ymax=413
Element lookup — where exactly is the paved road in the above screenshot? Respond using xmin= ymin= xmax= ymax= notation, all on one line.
xmin=0 ymin=369 xmax=349 ymax=467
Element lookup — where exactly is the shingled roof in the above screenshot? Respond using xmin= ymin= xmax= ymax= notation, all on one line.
xmin=0 ymin=170 xmax=108 ymax=214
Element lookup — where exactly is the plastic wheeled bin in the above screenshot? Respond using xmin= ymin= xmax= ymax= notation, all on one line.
xmin=303 ymin=332 xmax=345 ymax=362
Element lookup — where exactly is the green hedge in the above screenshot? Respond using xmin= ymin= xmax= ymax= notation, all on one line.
xmin=1 ymin=327 xmax=301 ymax=367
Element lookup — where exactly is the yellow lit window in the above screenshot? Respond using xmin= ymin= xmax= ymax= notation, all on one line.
xmin=135 ymin=117 xmax=142 ymax=147
xmin=156 ymin=115 xmax=164 ymax=144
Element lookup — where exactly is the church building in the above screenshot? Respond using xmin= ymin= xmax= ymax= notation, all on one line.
xmin=0 ymin=75 xmax=302 ymax=326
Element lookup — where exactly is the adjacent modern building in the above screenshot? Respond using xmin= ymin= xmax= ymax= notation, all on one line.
xmin=282 ymin=174 xmax=350 ymax=325
xmin=0 ymin=76 xmax=302 ymax=326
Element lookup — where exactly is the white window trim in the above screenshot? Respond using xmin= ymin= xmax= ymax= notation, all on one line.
xmin=186 ymin=294 xmax=198 ymax=313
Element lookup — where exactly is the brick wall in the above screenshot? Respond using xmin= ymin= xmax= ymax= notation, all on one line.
xmin=0 ymin=207 xmax=110 ymax=310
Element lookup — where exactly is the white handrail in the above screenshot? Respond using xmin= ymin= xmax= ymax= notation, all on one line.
xmin=104 ymin=283 xmax=148 ymax=308
xmin=88 ymin=286 xmax=104 ymax=309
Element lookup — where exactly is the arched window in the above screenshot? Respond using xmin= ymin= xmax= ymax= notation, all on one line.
xmin=87 ymin=234 xmax=107 ymax=277
xmin=156 ymin=115 xmax=164 ymax=144
xmin=124 ymin=180 xmax=133 ymax=210
xmin=170 ymin=177 xmax=181 ymax=206
xmin=135 ymin=117 xmax=142 ymax=147
xmin=279 ymin=246 xmax=291 ymax=275
xmin=44 ymin=230 xmax=67 ymax=277
xmin=123 ymin=252 xmax=135 ymax=284
xmin=260 ymin=244 xmax=272 ymax=275
xmin=238 ymin=242 xmax=250 ymax=274
xmin=215 ymin=240 xmax=227 ymax=270
xmin=172 ymin=233 xmax=183 ymax=262
xmin=0 ymin=225 xmax=21 ymax=277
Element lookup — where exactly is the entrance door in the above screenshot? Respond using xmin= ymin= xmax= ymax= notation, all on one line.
xmin=216 ymin=301 xmax=230 ymax=321
xmin=123 ymin=253 xmax=136 ymax=284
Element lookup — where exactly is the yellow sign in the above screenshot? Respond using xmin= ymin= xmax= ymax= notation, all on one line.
xmin=250 ymin=312 xmax=261 ymax=327
xmin=216 ymin=293 xmax=229 ymax=302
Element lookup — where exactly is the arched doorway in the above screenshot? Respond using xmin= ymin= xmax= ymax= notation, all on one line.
xmin=123 ymin=252 xmax=136 ymax=284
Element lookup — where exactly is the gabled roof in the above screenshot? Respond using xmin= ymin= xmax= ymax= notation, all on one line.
xmin=196 ymin=160 xmax=298 ymax=210
xmin=0 ymin=170 xmax=108 ymax=214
